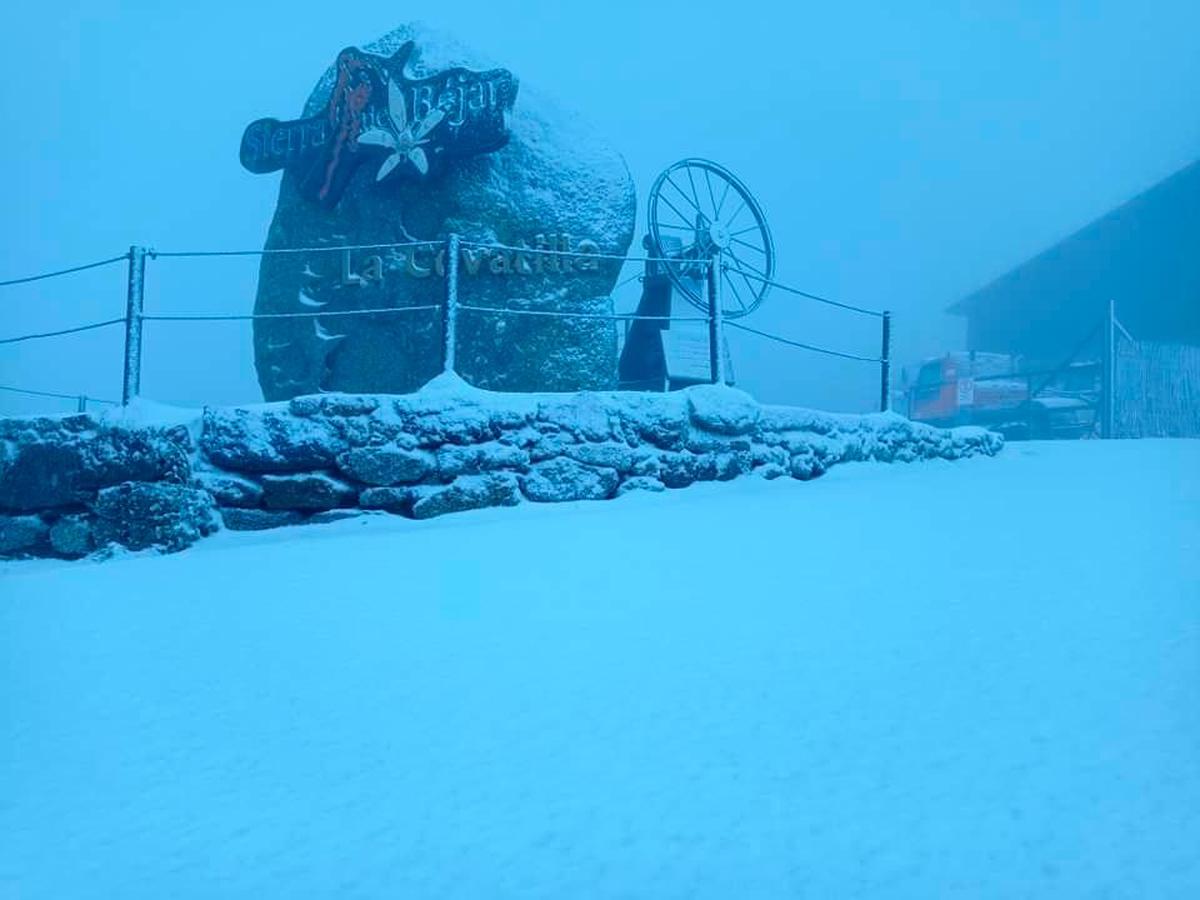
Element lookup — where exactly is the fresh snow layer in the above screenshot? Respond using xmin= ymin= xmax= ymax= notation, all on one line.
xmin=2 ymin=439 xmax=1199 ymax=898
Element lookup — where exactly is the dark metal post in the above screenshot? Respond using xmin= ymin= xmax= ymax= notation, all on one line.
xmin=1101 ymin=298 xmax=1115 ymax=438
xmin=443 ymin=234 xmax=459 ymax=374
xmin=880 ymin=310 xmax=892 ymax=412
xmin=121 ymin=245 xmax=147 ymax=405
xmin=708 ymin=253 xmax=726 ymax=385
xmin=77 ymin=395 xmax=87 ymax=413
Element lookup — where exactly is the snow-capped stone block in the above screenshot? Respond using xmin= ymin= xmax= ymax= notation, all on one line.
xmin=686 ymin=385 xmax=761 ymax=436
xmin=617 ymin=394 xmax=691 ymax=450
xmin=0 ymin=514 xmax=49 ymax=556
xmin=410 ymin=473 xmax=520 ymax=520
xmin=92 ymin=482 xmax=217 ymax=553
xmin=616 ymin=476 xmax=665 ymax=495
xmin=561 ymin=442 xmax=639 ymax=474
xmin=437 ymin=442 xmax=530 ymax=479
xmin=0 ymin=418 xmax=191 ymax=512
xmin=196 ymin=472 xmax=263 ymax=508
xmin=201 ymin=408 xmax=347 ymax=473
xmin=395 ymin=397 xmax=498 ymax=446
xmin=537 ymin=394 xmax=619 ymax=442
xmin=289 ymin=394 xmax=380 ymax=418
xmin=528 ymin=431 xmax=579 ymax=462
xmin=359 ymin=486 xmax=414 ymax=513
xmin=521 ymin=457 xmax=619 ymax=502
xmin=260 ymin=473 xmax=357 ymax=510
xmin=337 ymin=446 xmax=434 ymax=485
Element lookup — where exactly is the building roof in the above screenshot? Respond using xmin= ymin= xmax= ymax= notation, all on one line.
xmin=949 ymin=159 xmax=1200 ymax=330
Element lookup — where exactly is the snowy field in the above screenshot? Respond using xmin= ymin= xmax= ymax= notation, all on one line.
xmin=2 ymin=439 xmax=1198 ymax=899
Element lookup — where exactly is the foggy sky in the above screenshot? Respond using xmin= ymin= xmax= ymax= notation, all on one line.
xmin=2 ymin=1 xmax=1197 ymax=415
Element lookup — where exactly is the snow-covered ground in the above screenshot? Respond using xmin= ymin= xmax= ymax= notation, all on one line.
xmin=2 ymin=440 xmax=1198 ymax=898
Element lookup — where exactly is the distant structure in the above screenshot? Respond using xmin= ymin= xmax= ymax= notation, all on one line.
xmin=950 ymin=159 xmax=1200 ymax=364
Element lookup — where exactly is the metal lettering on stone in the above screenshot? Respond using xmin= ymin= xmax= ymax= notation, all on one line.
xmin=240 ymin=42 xmax=517 ymax=206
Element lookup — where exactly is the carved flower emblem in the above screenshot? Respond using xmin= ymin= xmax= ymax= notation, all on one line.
xmin=357 ymin=78 xmax=445 ymax=179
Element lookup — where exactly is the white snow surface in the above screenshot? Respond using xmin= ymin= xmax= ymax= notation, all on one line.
xmin=2 ymin=439 xmax=1199 ymax=898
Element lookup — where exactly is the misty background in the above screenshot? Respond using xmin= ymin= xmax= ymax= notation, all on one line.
xmin=2 ymin=1 xmax=1197 ymax=416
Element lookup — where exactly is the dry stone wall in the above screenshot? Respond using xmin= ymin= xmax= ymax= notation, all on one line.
xmin=0 ymin=379 xmax=1002 ymax=560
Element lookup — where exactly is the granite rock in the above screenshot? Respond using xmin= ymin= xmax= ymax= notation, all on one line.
xmin=521 ymin=457 xmax=619 ymax=502
xmin=252 ymin=23 xmax=636 ymax=400
xmin=92 ymin=482 xmax=217 ymax=553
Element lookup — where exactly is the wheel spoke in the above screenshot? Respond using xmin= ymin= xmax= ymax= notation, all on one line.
xmin=729 ymin=255 xmax=758 ymax=301
xmin=727 ymin=246 xmax=767 ymax=279
xmin=703 ymin=169 xmax=719 ymax=217
xmin=731 ymin=224 xmax=760 ymax=237
xmin=726 ymin=249 xmax=767 ymax=305
xmin=725 ymin=198 xmax=749 ymax=227
xmin=657 ymin=194 xmax=698 ymax=230
xmin=715 ymin=180 xmax=731 ymax=217
xmin=731 ymin=236 xmax=766 ymax=255
xmin=666 ymin=176 xmax=702 ymax=215
xmin=723 ymin=269 xmax=749 ymax=312
xmin=731 ymin=267 xmax=760 ymax=309
xmin=685 ymin=166 xmax=705 ymax=219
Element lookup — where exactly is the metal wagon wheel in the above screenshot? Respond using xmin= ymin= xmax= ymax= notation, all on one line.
xmin=646 ymin=158 xmax=775 ymax=319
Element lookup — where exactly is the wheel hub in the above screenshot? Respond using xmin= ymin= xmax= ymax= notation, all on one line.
xmin=707 ymin=220 xmax=733 ymax=252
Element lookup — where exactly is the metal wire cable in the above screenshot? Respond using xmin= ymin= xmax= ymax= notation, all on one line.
xmin=726 ymin=320 xmax=882 ymax=363
xmin=0 ymin=384 xmax=119 ymax=405
xmin=459 ymin=240 xmax=711 ymax=267
xmin=0 ymin=318 xmax=126 ymax=345
xmin=141 ymin=305 xmax=442 ymax=323
xmin=0 ymin=253 xmax=129 ymax=288
xmin=151 ymin=240 xmax=443 ymax=259
xmin=456 ymin=304 xmax=710 ymax=323
xmin=733 ymin=268 xmax=883 ymax=318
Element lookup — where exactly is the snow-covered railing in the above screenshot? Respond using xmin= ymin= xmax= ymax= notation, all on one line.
xmin=0 ymin=238 xmax=892 ymax=413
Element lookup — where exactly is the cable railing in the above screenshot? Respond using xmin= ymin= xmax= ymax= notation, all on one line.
xmin=149 ymin=239 xmax=443 ymax=259
xmin=140 ymin=305 xmax=444 ymax=323
xmin=0 ymin=253 xmax=128 ymax=288
xmin=0 ymin=317 xmax=127 ymax=346
xmin=0 ymin=384 xmax=120 ymax=410
xmin=0 ymin=237 xmax=892 ymax=414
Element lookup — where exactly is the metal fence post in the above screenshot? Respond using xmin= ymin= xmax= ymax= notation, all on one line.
xmin=708 ymin=253 xmax=726 ymax=385
xmin=121 ymin=245 xmax=147 ymax=405
xmin=444 ymin=233 xmax=459 ymax=374
xmin=880 ymin=310 xmax=892 ymax=412
xmin=77 ymin=395 xmax=88 ymax=413
xmin=1101 ymin=298 xmax=1115 ymax=438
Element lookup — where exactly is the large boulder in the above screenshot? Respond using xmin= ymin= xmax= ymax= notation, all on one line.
xmin=253 ymin=23 xmax=636 ymax=400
